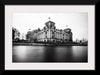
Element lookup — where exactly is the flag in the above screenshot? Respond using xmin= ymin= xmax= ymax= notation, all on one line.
xmin=48 ymin=17 xmax=51 ymax=21
xmin=66 ymin=25 xmax=68 ymax=27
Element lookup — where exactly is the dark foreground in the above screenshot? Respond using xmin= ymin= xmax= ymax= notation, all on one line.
xmin=13 ymin=45 xmax=88 ymax=62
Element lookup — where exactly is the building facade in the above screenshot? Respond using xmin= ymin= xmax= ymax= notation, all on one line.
xmin=26 ymin=20 xmax=73 ymax=43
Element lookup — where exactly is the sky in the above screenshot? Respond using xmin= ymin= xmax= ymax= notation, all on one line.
xmin=13 ymin=13 xmax=88 ymax=41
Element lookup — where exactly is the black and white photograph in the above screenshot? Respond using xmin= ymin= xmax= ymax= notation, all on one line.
xmin=5 ymin=5 xmax=95 ymax=70
xmin=12 ymin=13 xmax=88 ymax=62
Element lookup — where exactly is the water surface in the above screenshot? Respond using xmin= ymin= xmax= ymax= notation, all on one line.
xmin=13 ymin=46 xmax=87 ymax=62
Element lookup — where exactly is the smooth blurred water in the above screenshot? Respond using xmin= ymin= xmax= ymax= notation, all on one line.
xmin=13 ymin=46 xmax=87 ymax=62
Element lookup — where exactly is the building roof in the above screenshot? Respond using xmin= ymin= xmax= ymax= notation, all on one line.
xmin=45 ymin=21 xmax=56 ymax=29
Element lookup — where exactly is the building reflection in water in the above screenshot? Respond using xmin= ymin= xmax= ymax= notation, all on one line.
xmin=13 ymin=46 xmax=27 ymax=62
xmin=13 ymin=46 xmax=45 ymax=62
xmin=54 ymin=46 xmax=73 ymax=62
xmin=72 ymin=46 xmax=87 ymax=62
xmin=43 ymin=46 xmax=56 ymax=62
xmin=13 ymin=46 xmax=87 ymax=62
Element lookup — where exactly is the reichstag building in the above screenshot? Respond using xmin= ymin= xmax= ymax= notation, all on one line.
xmin=26 ymin=18 xmax=73 ymax=43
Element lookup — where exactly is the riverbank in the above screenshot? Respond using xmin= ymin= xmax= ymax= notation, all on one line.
xmin=13 ymin=42 xmax=87 ymax=46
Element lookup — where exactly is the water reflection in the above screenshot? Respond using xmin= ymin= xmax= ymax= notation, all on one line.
xmin=13 ymin=46 xmax=27 ymax=61
xmin=13 ymin=46 xmax=87 ymax=62
xmin=55 ymin=46 xmax=73 ymax=62
xmin=72 ymin=46 xmax=87 ymax=62
xmin=43 ymin=46 xmax=56 ymax=62
xmin=13 ymin=46 xmax=45 ymax=62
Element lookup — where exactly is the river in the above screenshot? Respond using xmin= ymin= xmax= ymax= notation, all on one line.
xmin=13 ymin=45 xmax=87 ymax=62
